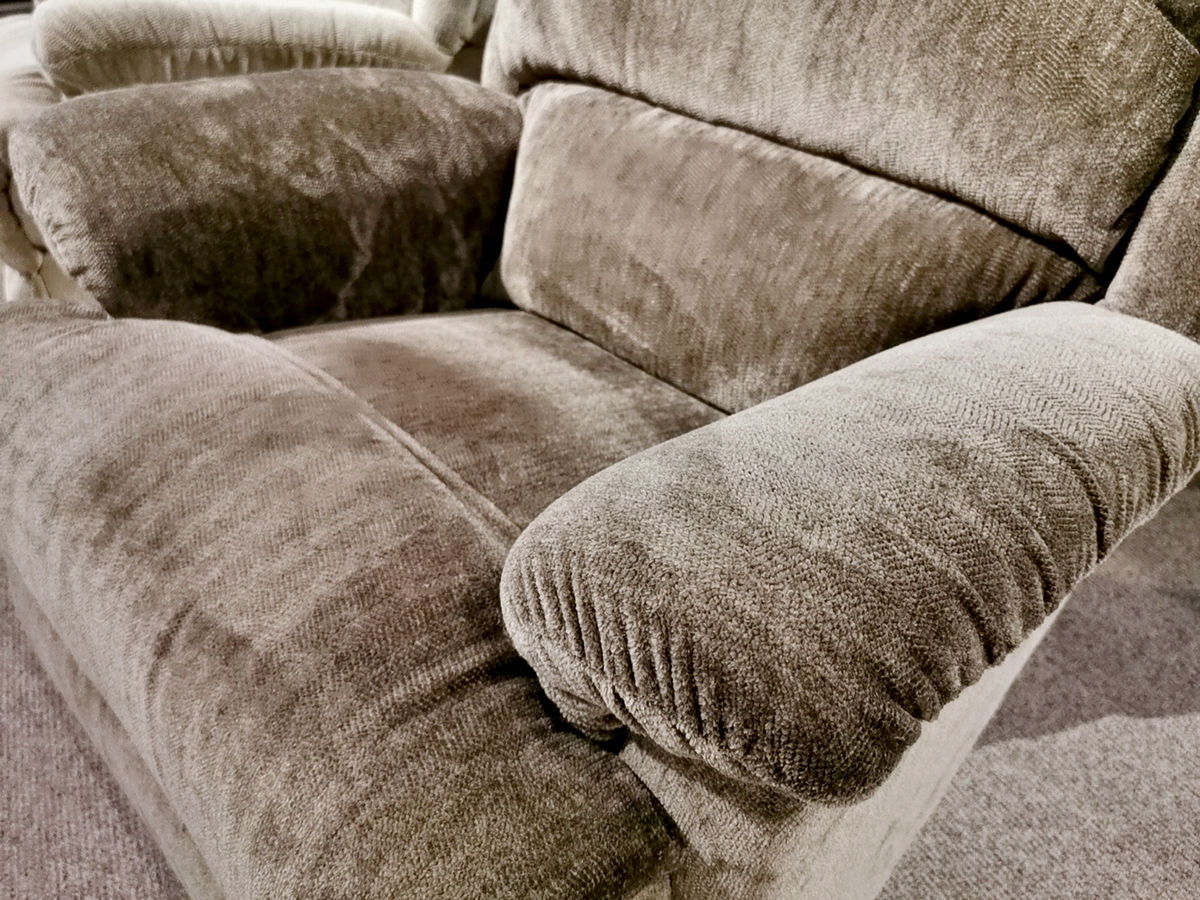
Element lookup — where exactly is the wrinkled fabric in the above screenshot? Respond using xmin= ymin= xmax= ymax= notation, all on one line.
xmin=485 ymin=0 xmax=1199 ymax=271
xmin=274 ymin=310 xmax=723 ymax=528
xmin=33 ymin=0 xmax=449 ymax=96
xmin=501 ymin=304 xmax=1200 ymax=803
xmin=0 ymin=300 xmax=680 ymax=900
xmin=8 ymin=68 xmax=521 ymax=331
xmin=502 ymin=83 xmax=1103 ymax=413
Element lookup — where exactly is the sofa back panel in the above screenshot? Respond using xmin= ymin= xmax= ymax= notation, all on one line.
xmin=0 ymin=301 xmax=680 ymax=900
xmin=502 ymin=83 xmax=1103 ymax=413
xmin=485 ymin=0 xmax=1199 ymax=271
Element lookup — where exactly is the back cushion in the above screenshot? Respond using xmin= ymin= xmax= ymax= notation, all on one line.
xmin=501 ymin=83 xmax=1103 ymax=412
xmin=487 ymin=0 xmax=1198 ymax=271
xmin=486 ymin=0 xmax=1199 ymax=410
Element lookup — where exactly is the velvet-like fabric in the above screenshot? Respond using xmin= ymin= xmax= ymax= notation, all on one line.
xmin=0 ymin=301 xmax=679 ymax=900
xmin=273 ymin=310 xmax=724 ymax=527
xmin=1101 ymin=108 xmax=1200 ymax=341
xmin=501 ymin=303 xmax=1200 ymax=804
xmin=485 ymin=0 xmax=1198 ymax=271
xmin=502 ymin=83 xmax=1103 ymax=413
xmin=8 ymin=68 xmax=520 ymax=332
xmin=33 ymin=0 xmax=449 ymax=96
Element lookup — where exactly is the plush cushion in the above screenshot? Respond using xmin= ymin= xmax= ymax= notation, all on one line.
xmin=485 ymin=0 xmax=1199 ymax=271
xmin=7 ymin=68 xmax=521 ymax=331
xmin=273 ymin=309 xmax=724 ymax=528
xmin=1101 ymin=108 xmax=1200 ymax=341
xmin=502 ymin=82 xmax=1103 ymax=413
xmin=32 ymin=0 xmax=449 ymax=96
xmin=500 ymin=303 xmax=1200 ymax=804
xmin=0 ymin=300 xmax=679 ymax=900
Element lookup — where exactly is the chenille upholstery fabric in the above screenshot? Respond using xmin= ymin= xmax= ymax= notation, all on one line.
xmin=1101 ymin=107 xmax=1200 ymax=342
xmin=0 ymin=301 xmax=679 ymax=900
xmin=484 ymin=0 xmax=1199 ymax=271
xmin=501 ymin=82 xmax=1103 ymax=412
xmin=272 ymin=309 xmax=724 ymax=528
xmin=500 ymin=303 xmax=1200 ymax=804
xmin=32 ymin=0 xmax=450 ymax=96
xmin=7 ymin=68 xmax=520 ymax=331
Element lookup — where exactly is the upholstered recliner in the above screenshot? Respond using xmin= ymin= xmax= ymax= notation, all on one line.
xmin=4 ymin=1 xmax=1200 ymax=898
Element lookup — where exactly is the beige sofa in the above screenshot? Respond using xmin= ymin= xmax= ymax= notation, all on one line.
xmin=4 ymin=1 xmax=1200 ymax=898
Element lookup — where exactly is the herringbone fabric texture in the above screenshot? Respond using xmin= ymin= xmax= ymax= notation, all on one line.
xmin=502 ymin=303 xmax=1200 ymax=803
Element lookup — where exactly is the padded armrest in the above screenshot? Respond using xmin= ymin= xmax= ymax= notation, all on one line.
xmin=8 ymin=68 xmax=520 ymax=330
xmin=501 ymin=303 xmax=1200 ymax=803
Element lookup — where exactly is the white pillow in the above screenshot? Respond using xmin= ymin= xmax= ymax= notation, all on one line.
xmin=34 ymin=0 xmax=452 ymax=96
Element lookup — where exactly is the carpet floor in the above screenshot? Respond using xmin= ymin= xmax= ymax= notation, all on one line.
xmin=4 ymin=477 xmax=1200 ymax=898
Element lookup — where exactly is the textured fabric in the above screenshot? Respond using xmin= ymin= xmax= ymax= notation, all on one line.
xmin=880 ymin=475 xmax=1200 ymax=899
xmin=8 ymin=68 xmax=521 ymax=331
xmin=502 ymin=83 xmax=1103 ymax=413
xmin=1153 ymin=0 xmax=1200 ymax=45
xmin=485 ymin=0 xmax=1198 ymax=271
xmin=272 ymin=310 xmax=724 ymax=527
xmin=0 ymin=563 xmax=192 ymax=900
xmin=0 ymin=300 xmax=679 ymax=900
xmin=623 ymin=611 xmax=1060 ymax=900
xmin=1101 ymin=109 xmax=1200 ymax=341
xmin=33 ymin=0 xmax=449 ymax=96
xmin=501 ymin=303 xmax=1200 ymax=803
xmin=1 ymin=12 xmax=60 ymax=277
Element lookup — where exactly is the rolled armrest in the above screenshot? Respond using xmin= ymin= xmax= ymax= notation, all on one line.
xmin=501 ymin=303 xmax=1200 ymax=803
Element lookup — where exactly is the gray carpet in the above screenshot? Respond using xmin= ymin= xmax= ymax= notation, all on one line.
xmin=4 ymin=477 xmax=1200 ymax=898
xmin=880 ymin=475 xmax=1200 ymax=898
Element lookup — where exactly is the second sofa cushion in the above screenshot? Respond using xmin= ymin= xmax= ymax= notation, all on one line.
xmin=8 ymin=68 xmax=521 ymax=331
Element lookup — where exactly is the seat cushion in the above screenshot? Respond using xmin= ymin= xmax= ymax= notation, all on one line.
xmin=0 ymin=301 xmax=681 ymax=900
xmin=272 ymin=309 xmax=724 ymax=527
